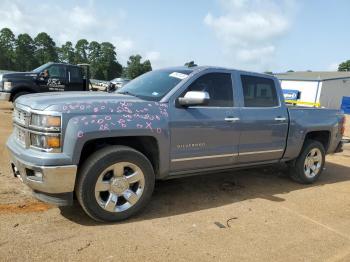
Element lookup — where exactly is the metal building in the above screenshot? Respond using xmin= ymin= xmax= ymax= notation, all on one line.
xmin=275 ymin=71 xmax=350 ymax=111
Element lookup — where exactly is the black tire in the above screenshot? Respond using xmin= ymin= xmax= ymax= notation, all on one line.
xmin=76 ymin=146 xmax=155 ymax=222
xmin=288 ymin=140 xmax=325 ymax=184
xmin=12 ymin=91 xmax=30 ymax=102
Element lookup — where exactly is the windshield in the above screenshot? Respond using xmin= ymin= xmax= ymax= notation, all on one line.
xmin=32 ymin=63 xmax=51 ymax=73
xmin=117 ymin=69 xmax=192 ymax=101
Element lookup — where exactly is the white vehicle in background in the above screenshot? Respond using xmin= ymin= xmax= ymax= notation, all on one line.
xmin=108 ymin=78 xmax=130 ymax=92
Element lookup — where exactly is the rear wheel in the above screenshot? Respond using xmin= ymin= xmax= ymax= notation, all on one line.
xmin=288 ymin=140 xmax=325 ymax=184
xmin=76 ymin=146 xmax=155 ymax=222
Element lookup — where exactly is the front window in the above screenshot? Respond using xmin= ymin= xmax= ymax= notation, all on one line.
xmin=186 ymin=73 xmax=234 ymax=107
xmin=47 ymin=65 xmax=66 ymax=78
xmin=117 ymin=69 xmax=192 ymax=101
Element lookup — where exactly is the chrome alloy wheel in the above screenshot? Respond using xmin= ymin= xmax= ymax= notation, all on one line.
xmin=94 ymin=162 xmax=145 ymax=212
xmin=304 ymin=148 xmax=322 ymax=178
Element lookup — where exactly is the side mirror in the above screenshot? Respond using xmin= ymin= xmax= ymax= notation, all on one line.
xmin=178 ymin=91 xmax=210 ymax=106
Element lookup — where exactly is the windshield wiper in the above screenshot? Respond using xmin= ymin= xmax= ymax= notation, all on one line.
xmin=117 ymin=91 xmax=138 ymax=97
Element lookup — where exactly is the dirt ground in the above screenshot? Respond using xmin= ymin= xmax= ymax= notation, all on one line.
xmin=0 ymin=101 xmax=350 ymax=262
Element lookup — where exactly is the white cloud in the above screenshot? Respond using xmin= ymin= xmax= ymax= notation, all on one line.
xmin=204 ymin=0 xmax=296 ymax=70
xmin=145 ymin=51 xmax=161 ymax=61
xmin=0 ymin=0 xmax=159 ymax=68
xmin=144 ymin=51 xmax=164 ymax=69
xmin=327 ymin=62 xmax=339 ymax=71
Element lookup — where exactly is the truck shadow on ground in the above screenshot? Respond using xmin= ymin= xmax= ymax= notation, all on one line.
xmin=59 ymin=161 xmax=350 ymax=225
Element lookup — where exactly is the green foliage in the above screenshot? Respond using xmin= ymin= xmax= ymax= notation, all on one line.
xmin=74 ymin=39 xmax=89 ymax=64
xmin=123 ymin=55 xmax=152 ymax=79
xmin=338 ymin=60 xmax=350 ymax=72
xmin=0 ymin=28 xmax=16 ymax=70
xmin=87 ymin=41 xmax=122 ymax=80
xmin=34 ymin=32 xmax=58 ymax=64
xmin=15 ymin=33 xmax=38 ymax=71
xmin=0 ymin=27 xmax=151 ymax=80
xmin=58 ymin=41 xmax=75 ymax=64
xmin=184 ymin=61 xmax=197 ymax=67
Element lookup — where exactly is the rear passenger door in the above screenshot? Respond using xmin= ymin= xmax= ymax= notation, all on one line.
xmin=237 ymin=74 xmax=289 ymax=163
xmin=66 ymin=66 xmax=84 ymax=91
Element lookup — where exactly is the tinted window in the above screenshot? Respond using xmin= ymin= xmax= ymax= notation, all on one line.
xmin=69 ymin=67 xmax=82 ymax=82
xmin=187 ymin=73 xmax=233 ymax=107
xmin=48 ymin=65 xmax=65 ymax=78
xmin=241 ymin=75 xmax=278 ymax=107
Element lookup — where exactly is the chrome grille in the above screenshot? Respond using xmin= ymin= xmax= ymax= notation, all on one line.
xmin=14 ymin=125 xmax=27 ymax=146
xmin=13 ymin=107 xmax=29 ymax=126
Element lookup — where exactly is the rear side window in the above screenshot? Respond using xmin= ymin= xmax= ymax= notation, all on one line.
xmin=69 ymin=67 xmax=82 ymax=82
xmin=187 ymin=73 xmax=233 ymax=107
xmin=241 ymin=75 xmax=278 ymax=107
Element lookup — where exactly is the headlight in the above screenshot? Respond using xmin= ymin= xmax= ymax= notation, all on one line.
xmin=30 ymin=114 xmax=61 ymax=131
xmin=30 ymin=133 xmax=61 ymax=151
xmin=3 ymin=81 xmax=12 ymax=91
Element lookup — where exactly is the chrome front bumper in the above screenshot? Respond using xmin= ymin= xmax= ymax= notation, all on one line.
xmin=10 ymin=155 xmax=77 ymax=194
xmin=0 ymin=92 xmax=11 ymax=101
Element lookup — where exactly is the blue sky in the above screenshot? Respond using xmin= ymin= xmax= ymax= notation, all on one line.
xmin=1 ymin=0 xmax=349 ymax=72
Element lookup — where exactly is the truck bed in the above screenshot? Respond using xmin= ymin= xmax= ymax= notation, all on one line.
xmin=283 ymin=106 xmax=343 ymax=160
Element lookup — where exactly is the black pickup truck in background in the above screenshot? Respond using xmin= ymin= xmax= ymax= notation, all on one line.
xmin=0 ymin=62 xmax=91 ymax=102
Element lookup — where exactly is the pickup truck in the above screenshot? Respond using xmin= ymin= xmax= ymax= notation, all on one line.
xmin=0 ymin=62 xmax=90 ymax=102
xmin=6 ymin=66 xmax=345 ymax=222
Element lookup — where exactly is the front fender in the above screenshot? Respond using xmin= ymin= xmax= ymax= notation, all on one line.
xmin=59 ymin=101 xmax=170 ymax=175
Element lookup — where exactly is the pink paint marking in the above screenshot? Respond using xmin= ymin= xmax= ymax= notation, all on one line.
xmin=145 ymin=122 xmax=153 ymax=132
xmin=77 ymin=131 xmax=84 ymax=138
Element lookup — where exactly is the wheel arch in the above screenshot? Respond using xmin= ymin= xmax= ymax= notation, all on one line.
xmin=10 ymin=86 xmax=37 ymax=101
xmin=303 ymin=130 xmax=331 ymax=152
xmin=78 ymin=136 xmax=160 ymax=177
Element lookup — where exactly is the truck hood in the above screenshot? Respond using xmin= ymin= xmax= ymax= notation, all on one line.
xmin=2 ymin=71 xmax=38 ymax=80
xmin=15 ymin=91 xmax=144 ymax=111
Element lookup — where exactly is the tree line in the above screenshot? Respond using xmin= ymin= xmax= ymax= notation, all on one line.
xmin=0 ymin=28 xmax=152 ymax=80
xmin=338 ymin=60 xmax=350 ymax=72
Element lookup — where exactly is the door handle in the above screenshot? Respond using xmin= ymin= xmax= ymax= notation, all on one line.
xmin=225 ymin=117 xmax=240 ymax=122
xmin=274 ymin=117 xmax=287 ymax=121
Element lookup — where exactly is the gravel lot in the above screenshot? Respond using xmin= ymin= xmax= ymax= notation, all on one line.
xmin=0 ymin=101 xmax=350 ymax=261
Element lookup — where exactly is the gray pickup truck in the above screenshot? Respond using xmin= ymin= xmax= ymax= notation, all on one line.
xmin=7 ymin=66 xmax=345 ymax=222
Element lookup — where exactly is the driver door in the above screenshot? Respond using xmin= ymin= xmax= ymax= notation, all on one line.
xmin=37 ymin=65 xmax=67 ymax=92
xmin=169 ymin=72 xmax=240 ymax=173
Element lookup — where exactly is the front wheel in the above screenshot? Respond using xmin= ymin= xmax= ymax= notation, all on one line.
xmin=288 ymin=140 xmax=325 ymax=184
xmin=76 ymin=146 xmax=155 ymax=222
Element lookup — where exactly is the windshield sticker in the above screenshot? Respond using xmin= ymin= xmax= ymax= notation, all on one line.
xmin=152 ymin=92 xmax=159 ymax=96
xmin=169 ymin=72 xmax=188 ymax=80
